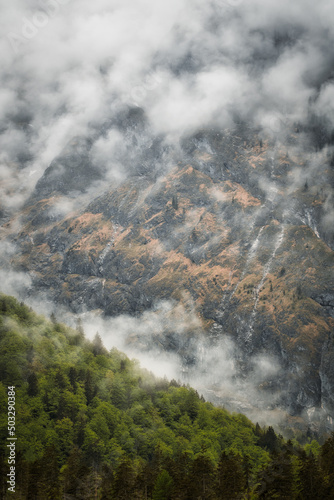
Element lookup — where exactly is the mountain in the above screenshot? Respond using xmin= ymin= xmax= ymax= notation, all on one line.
xmin=1 ymin=111 xmax=334 ymax=429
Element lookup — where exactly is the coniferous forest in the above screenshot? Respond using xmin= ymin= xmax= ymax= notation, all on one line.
xmin=1 ymin=293 xmax=334 ymax=499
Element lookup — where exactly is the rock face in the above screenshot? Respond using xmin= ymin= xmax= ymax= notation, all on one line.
xmin=32 ymin=137 xmax=103 ymax=200
xmin=1 ymin=121 xmax=334 ymax=427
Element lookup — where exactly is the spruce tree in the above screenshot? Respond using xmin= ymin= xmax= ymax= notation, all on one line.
xmin=216 ymin=451 xmax=245 ymax=499
xmin=298 ymin=450 xmax=325 ymax=499
xmin=152 ymin=470 xmax=174 ymax=500
xmin=188 ymin=454 xmax=215 ymax=499
xmin=256 ymin=450 xmax=295 ymax=499
xmin=112 ymin=458 xmax=136 ymax=500
xmin=320 ymin=433 xmax=334 ymax=498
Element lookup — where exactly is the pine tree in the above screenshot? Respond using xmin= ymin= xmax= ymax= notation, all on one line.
xmin=255 ymin=422 xmax=263 ymax=438
xmin=185 ymin=388 xmax=199 ymax=422
xmin=27 ymin=372 xmax=39 ymax=396
xmin=298 ymin=450 xmax=325 ymax=499
xmin=256 ymin=450 xmax=295 ymax=499
xmin=136 ymin=461 xmax=157 ymax=500
xmin=0 ymin=451 xmax=8 ymax=499
xmin=85 ymin=369 xmax=97 ymax=405
xmin=72 ymin=317 xmax=85 ymax=345
xmin=92 ymin=332 xmax=107 ymax=356
xmin=76 ymin=467 xmax=103 ymax=500
xmin=152 ymin=470 xmax=174 ymax=500
xmin=100 ymin=463 xmax=114 ymax=500
xmin=112 ymin=458 xmax=136 ymax=499
xmin=55 ymin=369 xmax=67 ymax=389
xmin=259 ymin=426 xmax=280 ymax=453
xmin=166 ymin=452 xmax=192 ymax=500
xmin=61 ymin=446 xmax=89 ymax=498
xmin=110 ymin=376 xmax=126 ymax=409
xmin=27 ymin=460 xmax=41 ymax=500
xmin=69 ymin=366 xmax=77 ymax=390
xmin=320 ymin=432 xmax=334 ymax=498
xmin=216 ymin=451 xmax=245 ymax=499
xmin=39 ymin=446 xmax=61 ymax=499
xmin=188 ymin=454 xmax=216 ymax=499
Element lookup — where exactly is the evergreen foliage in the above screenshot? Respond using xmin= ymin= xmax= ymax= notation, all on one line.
xmin=0 ymin=294 xmax=333 ymax=498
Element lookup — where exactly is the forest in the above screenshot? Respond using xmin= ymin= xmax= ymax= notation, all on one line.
xmin=0 ymin=293 xmax=334 ymax=499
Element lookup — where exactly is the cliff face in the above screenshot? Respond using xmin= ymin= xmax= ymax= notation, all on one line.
xmin=1 ymin=121 xmax=334 ymax=427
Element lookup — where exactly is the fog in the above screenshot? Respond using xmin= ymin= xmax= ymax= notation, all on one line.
xmin=1 ymin=0 xmax=334 ymax=426
xmin=1 ymin=0 xmax=334 ymax=208
xmin=74 ymin=302 xmax=292 ymax=428
xmin=0 ymin=262 xmax=287 ymax=427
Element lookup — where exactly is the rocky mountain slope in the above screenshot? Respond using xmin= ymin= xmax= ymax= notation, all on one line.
xmin=1 ymin=111 xmax=334 ymax=429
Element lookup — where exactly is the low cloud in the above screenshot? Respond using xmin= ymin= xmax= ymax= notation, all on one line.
xmin=73 ymin=300 xmax=286 ymax=426
xmin=0 ymin=269 xmax=32 ymax=299
xmin=1 ymin=0 xmax=334 ymax=429
xmin=1 ymin=0 xmax=334 ymax=213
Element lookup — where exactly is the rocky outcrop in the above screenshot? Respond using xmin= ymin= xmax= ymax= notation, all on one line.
xmin=31 ymin=137 xmax=103 ymax=200
xmin=320 ymin=333 xmax=334 ymax=415
xmin=313 ymin=293 xmax=334 ymax=318
xmin=2 ymin=125 xmax=334 ymax=427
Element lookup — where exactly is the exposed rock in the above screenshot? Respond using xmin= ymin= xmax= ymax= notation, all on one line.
xmin=1 ymin=125 xmax=334 ymax=427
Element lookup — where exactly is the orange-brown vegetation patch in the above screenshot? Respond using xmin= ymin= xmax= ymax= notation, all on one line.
xmin=199 ymin=264 xmax=233 ymax=285
xmin=67 ymin=213 xmax=107 ymax=234
xmin=67 ymin=214 xmax=117 ymax=257
xmin=110 ymin=227 xmax=130 ymax=246
xmin=170 ymin=164 xmax=213 ymax=185
xmin=298 ymin=319 xmax=331 ymax=340
xmin=34 ymin=243 xmax=50 ymax=255
xmin=60 ymin=282 xmax=72 ymax=300
xmin=243 ymin=141 xmax=269 ymax=167
xmin=142 ymin=234 xmax=166 ymax=257
xmin=159 ymin=250 xmax=195 ymax=274
xmin=195 ymin=152 xmax=214 ymax=162
xmin=144 ymin=210 xmax=166 ymax=226
xmin=184 ymin=207 xmax=206 ymax=226
xmin=248 ymin=153 xmax=266 ymax=169
xmin=114 ymin=233 xmax=151 ymax=261
xmin=197 ymin=211 xmax=217 ymax=231
xmin=49 ymin=253 xmax=63 ymax=269
xmin=278 ymin=154 xmax=290 ymax=166
xmin=223 ymin=180 xmax=261 ymax=207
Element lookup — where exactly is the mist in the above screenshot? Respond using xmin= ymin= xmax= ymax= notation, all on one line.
xmin=1 ymin=0 xmax=334 ymax=430
xmin=1 ymin=0 xmax=334 ymax=211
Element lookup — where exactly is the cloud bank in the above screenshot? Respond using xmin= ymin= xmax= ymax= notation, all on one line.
xmin=1 ymin=0 xmax=334 ymax=213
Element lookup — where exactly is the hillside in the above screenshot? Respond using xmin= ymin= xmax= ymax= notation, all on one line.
xmin=1 ymin=120 xmax=334 ymax=427
xmin=1 ymin=293 xmax=334 ymax=499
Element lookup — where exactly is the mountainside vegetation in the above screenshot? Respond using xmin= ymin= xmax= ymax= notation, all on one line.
xmin=1 ymin=293 xmax=334 ymax=499
xmin=3 ymin=126 xmax=334 ymax=423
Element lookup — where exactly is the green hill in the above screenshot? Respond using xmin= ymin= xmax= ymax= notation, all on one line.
xmin=0 ymin=293 xmax=333 ymax=499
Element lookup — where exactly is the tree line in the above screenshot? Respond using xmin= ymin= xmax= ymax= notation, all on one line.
xmin=0 ymin=293 xmax=333 ymax=499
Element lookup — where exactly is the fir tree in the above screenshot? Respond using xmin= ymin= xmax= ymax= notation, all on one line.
xmin=152 ymin=470 xmax=174 ymax=500
xmin=298 ymin=450 xmax=325 ymax=499
xmin=216 ymin=451 xmax=245 ymax=499
xmin=112 ymin=458 xmax=136 ymax=500
xmin=27 ymin=372 xmax=39 ymax=396
xmin=188 ymin=454 xmax=215 ymax=499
